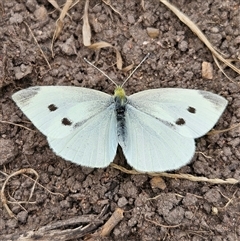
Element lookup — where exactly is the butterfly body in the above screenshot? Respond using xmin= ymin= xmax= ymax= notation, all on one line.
xmin=12 ymin=86 xmax=228 ymax=172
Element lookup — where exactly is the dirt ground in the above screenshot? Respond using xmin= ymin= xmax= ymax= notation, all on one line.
xmin=1 ymin=0 xmax=240 ymax=240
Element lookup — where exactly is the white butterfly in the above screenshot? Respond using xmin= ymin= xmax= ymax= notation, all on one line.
xmin=12 ymin=60 xmax=228 ymax=172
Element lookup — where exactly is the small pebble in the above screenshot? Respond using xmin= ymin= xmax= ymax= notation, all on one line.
xmin=17 ymin=211 xmax=28 ymax=224
xmin=202 ymin=61 xmax=213 ymax=79
xmin=146 ymin=27 xmax=160 ymax=39
xmin=34 ymin=5 xmax=48 ymax=21
xmin=150 ymin=177 xmax=166 ymax=190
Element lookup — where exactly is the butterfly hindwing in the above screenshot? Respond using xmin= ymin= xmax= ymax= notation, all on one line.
xmin=48 ymin=105 xmax=118 ymax=167
xmin=119 ymin=105 xmax=195 ymax=172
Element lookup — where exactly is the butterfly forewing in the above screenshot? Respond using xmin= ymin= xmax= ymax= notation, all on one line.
xmin=128 ymin=88 xmax=228 ymax=139
xmin=12 ymin=86 xmax=113 ymax=139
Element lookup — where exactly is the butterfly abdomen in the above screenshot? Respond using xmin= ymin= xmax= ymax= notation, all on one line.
xmin=114 ymin=87 xmax=128 ymax=144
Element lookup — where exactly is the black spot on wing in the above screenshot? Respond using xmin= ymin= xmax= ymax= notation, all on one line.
xmin=48 ymin=104 xmax=58 ymax=111
xmin=62 ymin=118 xmax=72 ymax=126
xmin=175 ymin=118 xmax=185 ymax=125
xmin=187 ymin=106 xmax=196 ymax=114
xmin=174 ymin=107 xmax=195 ymax=126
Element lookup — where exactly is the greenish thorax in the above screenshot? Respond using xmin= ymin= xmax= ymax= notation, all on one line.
xmin=114 ymin=86 xmax=127 ymax=106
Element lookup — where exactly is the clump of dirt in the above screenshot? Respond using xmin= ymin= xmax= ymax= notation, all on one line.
xmin=1 ymin=0 xmax=240 ymax=240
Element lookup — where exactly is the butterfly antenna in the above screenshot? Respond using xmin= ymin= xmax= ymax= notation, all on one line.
xmin=84 ymin=58 xmax=118 ymax=87
xmin=121 ymin=53 xmax=150 ymax=87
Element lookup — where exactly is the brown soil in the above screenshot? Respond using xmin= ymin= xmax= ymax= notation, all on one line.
xmin=1 ymin=0 xmax=240 ymax=240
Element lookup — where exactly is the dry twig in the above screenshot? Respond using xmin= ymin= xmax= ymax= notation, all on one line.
xmin=24 ymin=21 xmax=51 ymax=69
xmin=110 ymin=163 xmax=239 ymax=185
